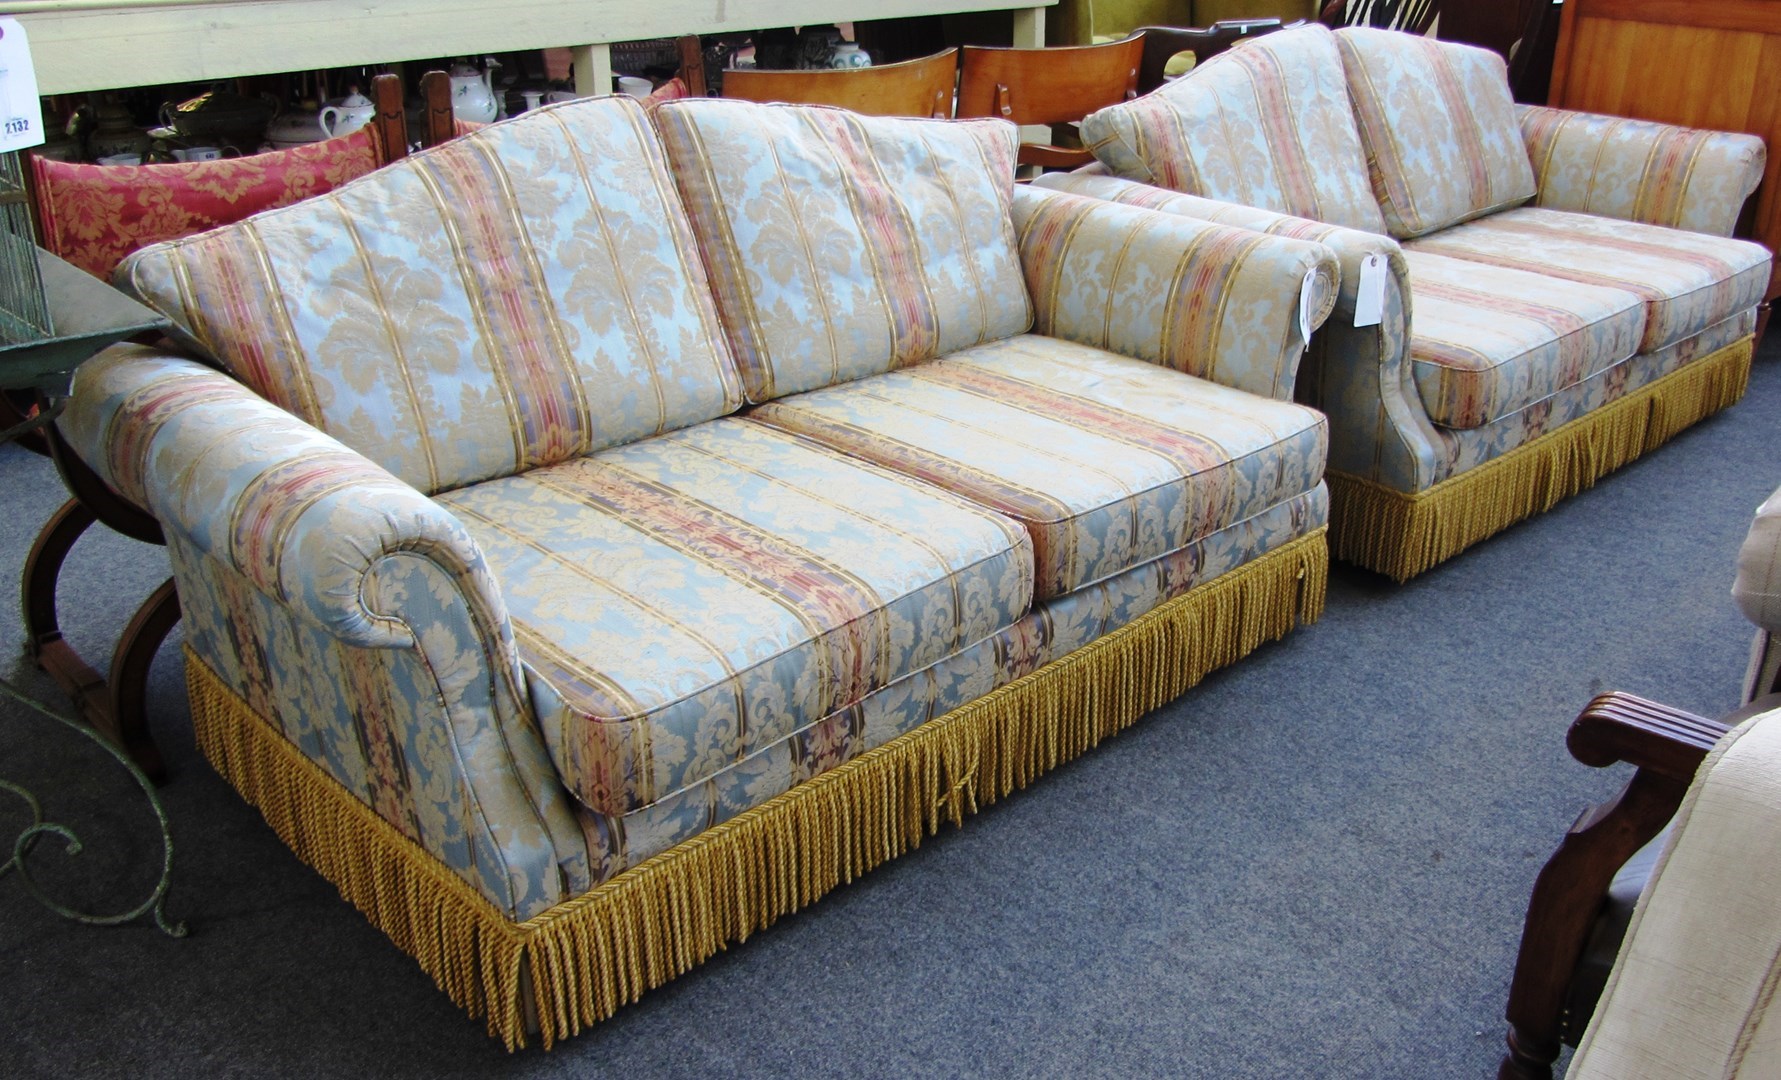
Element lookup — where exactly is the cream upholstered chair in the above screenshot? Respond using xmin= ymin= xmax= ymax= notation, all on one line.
xmin=1565 ymin=699 xmax=1781 ymax=1079
xmin=1500 ymin=483 xmax=1781 ymax=1079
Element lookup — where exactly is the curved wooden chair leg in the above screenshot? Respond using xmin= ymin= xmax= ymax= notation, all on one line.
xmin=106 ymin=579 xmax=181 ymax=782
xmin=23 ymin=497 xmax=98 ymax=658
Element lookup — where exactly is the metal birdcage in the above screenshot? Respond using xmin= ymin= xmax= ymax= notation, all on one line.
xmin=0 ymin=149 xmax=51 ymax=345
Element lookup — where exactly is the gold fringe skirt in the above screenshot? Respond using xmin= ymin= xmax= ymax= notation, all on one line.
xmin=1328 ymin=337 xmax=1753 ymax=583
xmin=186 ymin=528 xmax=1328 ymax=1050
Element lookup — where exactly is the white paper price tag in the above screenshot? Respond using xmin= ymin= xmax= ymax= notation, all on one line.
xmin=0 ymin=19 xmax=44 ymax=153
xmin=1353 ymin=253 xmax=1386 ymax=328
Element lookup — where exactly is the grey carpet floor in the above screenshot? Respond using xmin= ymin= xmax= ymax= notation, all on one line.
xmin=2 ymin=339 xmax=1778 ymax=1078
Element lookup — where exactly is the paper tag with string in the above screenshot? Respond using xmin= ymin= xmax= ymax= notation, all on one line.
xmin=0 ymin=19 xmax=44 ymax=154
xmin=1353 ymin=254 xmax=1386 ymax=328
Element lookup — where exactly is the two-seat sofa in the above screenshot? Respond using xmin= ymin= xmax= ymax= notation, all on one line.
xmin=60 ymin=94 xmax=1343 ymax=1045
xmin=1041 ymin=24 xmax=1774 ymax=580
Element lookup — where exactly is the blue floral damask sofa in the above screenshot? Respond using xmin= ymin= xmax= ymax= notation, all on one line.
xmin=1042 ymin=24 xmax=1774 ymax=580
xmin=60 ymin=95 xmax=1343 ymax=1045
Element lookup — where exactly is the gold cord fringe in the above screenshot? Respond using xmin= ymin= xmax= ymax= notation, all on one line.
xmin=187 ymin=529 xmax=1328 ymax=1050
xmin=1328 ymin=338 xmax=1753 ymax=583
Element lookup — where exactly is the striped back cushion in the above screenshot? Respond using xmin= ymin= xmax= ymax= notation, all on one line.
xmin=654 ymin=99 xmax=1033 ymax=403
xmin=116 ymin=96 xmax=742 ymax=495
xmin=1080 ymin=24 xmax=1387 ymax=234
xmin=1336 ymin=28 xmax=1535 ymax=238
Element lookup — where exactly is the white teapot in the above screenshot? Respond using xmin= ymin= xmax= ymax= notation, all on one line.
xmin=449 ymin=59 xmax=501 ymax=124
xmin=320 ymin=87 xmax=377 ymax=138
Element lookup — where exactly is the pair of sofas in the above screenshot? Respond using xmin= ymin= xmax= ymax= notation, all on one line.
xmin=1040 ymin=24 xmax=1773 ymax=580
xmin=62 ymin=94 xmax=1344 ymax=1045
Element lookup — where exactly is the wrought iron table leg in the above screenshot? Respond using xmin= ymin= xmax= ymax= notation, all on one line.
xmin=21 ymin=497 xmax=176 ymax=780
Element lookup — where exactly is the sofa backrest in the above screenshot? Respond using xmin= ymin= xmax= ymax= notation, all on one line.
xmin=1335 ymin=27 xmax=1536 ymax=238
xmin=116 ymin=96 xmax=742 ymax=496
xmin=653 ymin=99 xmax=1033 ymax=403
xmin=1080 ymin=24 xmax=1388 ymax=234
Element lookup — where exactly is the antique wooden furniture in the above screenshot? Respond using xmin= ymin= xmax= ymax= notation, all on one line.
xmin=1134 ymin=19 xmax=1290 ymax=93
xmin=1547 ymin=0 xmax=1781 ymax=334
xmin=18 ymin=74 xmax=427 ymax=778
xmin=956 ymin=36 xmax=1143 ymax=167
xmin=1498 ymin=693 xmax=1750 ymax=1079
xmin=719 ymin=47 xmax=961 ymax=117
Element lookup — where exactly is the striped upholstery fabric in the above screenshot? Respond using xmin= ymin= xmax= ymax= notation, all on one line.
xmin=747 ymin=335 xmax=1327 ymax=600
xmin=1335 ymin=28 xmax=1536 ymax=238
xmin=435 ymin=418 xmax=1034 ymax=817
xmin=1404 ymin=250 xmax=1644 ymax=429
xmin=1013 ymin=185 xmax=1338 ymax=401
xmin=575 ymin=486 xmax=1328 ymax=882
xmin=1407 ymin=207 xmax=1773 ymax=352
xmin=115 ymin=95 xmax=742 ymax=496
xmin=1080 ymin=25 xmax=1388 ymax=234
xmin=653 ymin=99 xmax=1032 ymax=403
xmin=1520 ymin=106 xmax=1768 ymax=239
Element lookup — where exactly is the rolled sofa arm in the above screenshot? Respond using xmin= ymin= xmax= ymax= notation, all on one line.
xmin=1736 ymin=486 xmax=1781 ymax=701
xmin=1033 ymin=171 xmax=1444 ymax=492
xmin=1010 ymin=183 xmax=1339 ymax=401
xmin=1519 ymin=104 xmax=1767 ymax=238
xmin=60 ymin=344 xmax=512 ymax=652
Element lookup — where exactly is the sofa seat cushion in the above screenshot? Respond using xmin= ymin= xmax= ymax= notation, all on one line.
xmin=1406 ymin=208 xmax=1772 ymax=353
xmin=1334 ymin=28 xmax=1536 ymax=239
xmin=435 ymin=419 xmax=1034 ymax=816
xmin=1080 ymin=24 xmax=1388 ymax=234
xmin=116 ymin=95 xmax=742 ymax=496
xmin=746 ymin=335 xmax=1327 ymax=601
xmin=654 ymin=99 xmax=1032 ymax=403
xmin=1405 ymin=250 xmax=1646 ymax=429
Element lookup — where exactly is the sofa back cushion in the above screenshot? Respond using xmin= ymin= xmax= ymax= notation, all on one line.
xmin=1080 ymin=24 xmax=1387 ymax=234
xmin=653 ymin=99 xmax=1033 ymax=403
xmin=117 ymin=95 xmax=742 ymax=495
xmin=1335 ymin=28 xmax=1536 ymax=238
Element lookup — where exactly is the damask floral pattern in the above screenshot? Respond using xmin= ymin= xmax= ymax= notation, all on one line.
xmin=574 ymin=487 xmax=1329 ymax=879
xmin=1334 ymin=28 xmax=1536 ymax=239
xmin=1081 ymin=24 xmax=1388 ymax=234
xmin=1408 ymin=207 xmax=1773 ymax=353
xmin=654 ymin=99 xmax=1032 ymax=402
xmin=748 ymin=335 xmax=1327 ymax=600
xmin=1520 ymin=105 xmax=1767 ymax=238
xmin=437 ymin=418 xmax=1033 ymax=816
xmin=116 ymin=95 xmax=742 ymax=496
xmin=1404 ymin=250 xmax=1645 ymax=429
xmin=31 ymin=128 xmax=389 ymax=279
xmin=1012 ymin=185 xmax=1338 ymax=401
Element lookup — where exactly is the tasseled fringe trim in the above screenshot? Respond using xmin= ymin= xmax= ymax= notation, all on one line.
xmin=1328 ymin=337 xmax=1753 ymax=583
xmin=187 ymin=529 xmax=1329 ymax=1051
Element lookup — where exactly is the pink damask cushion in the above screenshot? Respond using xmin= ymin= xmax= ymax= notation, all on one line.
xmin=31 ymin=128 xmax=388 ymax=279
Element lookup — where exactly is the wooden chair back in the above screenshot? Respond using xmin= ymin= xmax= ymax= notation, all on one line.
xmin=721 ymin=47 xmax=959 ymax=118
xmin=1135 ymin=20 xmax=1290 ymax=93
xmin=956 ymin=36 xmax=1143 ymax=168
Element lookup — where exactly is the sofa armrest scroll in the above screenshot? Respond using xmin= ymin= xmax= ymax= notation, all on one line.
xmin=1567 ymin=692 xmax=1737 ymax=780
xmin=61 ymin=345 xmax=511 ymax=652
xmin=1010 ymin=183 xmax=1338 ymax=401
xmin=1519 ymin=104 xmax=1767 ymax=238
xmin=1032 ymin=172 xmax=1444 ymax=492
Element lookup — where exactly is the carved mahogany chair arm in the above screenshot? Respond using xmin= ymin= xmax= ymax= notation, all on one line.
xmin=1567 ymin=692 xmax=1733 ymax=777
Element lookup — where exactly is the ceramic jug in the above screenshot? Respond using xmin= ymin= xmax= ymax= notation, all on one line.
xmin=830 ymin=43 xmax=871 ymax=69
xmin=320 ymin=87 xmax=377 ymax=138
xmin=449 ymin=59 xmax=501 ymax=124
